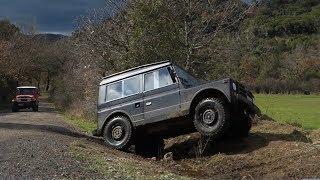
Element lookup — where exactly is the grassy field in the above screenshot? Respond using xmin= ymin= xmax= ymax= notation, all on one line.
xmin=255 ymin=94 xmax=320 ymax=130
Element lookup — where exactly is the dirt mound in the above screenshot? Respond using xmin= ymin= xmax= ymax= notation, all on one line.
xmin=163 ymin=120 xmax=320 ymax=179
xmin=73 ymin=119 xmax=320 ymax=179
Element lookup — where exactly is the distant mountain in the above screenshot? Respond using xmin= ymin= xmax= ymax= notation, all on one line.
xmin=32 ymin=33 xmax=67 ymax=42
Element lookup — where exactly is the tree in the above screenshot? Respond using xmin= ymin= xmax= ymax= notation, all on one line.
xmin=0 ymin=19 xmax=20 ymax=41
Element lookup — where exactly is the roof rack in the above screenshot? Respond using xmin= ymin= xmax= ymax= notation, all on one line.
xmin=103 ymin=60 xmax=171 ymax=79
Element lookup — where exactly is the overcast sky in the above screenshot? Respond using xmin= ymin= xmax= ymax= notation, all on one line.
xmin=0 ymin=0 xmax=106 ymax=34
xmin=0 ymin=0 xmax=251 ymax=35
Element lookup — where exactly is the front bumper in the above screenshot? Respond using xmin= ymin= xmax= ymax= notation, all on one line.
xmin=13 ymin=101 xmax=37 ymax=108
xmin=231 ymin=80 xmax=260 ymax=116
xmin=236 ymin=94 xmax=261 ymax=116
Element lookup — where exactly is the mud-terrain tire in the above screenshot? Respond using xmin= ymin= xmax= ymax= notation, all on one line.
xmin=194 ymin=98 xmax=230 ymax=138
xmin=12 ymin=105 xmax=19 ymax=112
xmin=135 ymin=137 xmax=164 ymax=159
xmin=103 ymin=116 xmax=133 ymax=150
xmin=32 ymin=105 xmax=39 ymax=112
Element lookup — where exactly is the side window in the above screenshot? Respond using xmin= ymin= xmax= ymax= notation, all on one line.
xmin=145 ymin=72 xmax=155 ymax=91
xmin=106 ymin=81 xmax=123 ymax=101
xmin=101 ymin=74 xmax=143 ymax=103
xmin=144 ymin=67 xmax=174 ymax=91
xmin=123 ymin=75 xmax=142 ymax=96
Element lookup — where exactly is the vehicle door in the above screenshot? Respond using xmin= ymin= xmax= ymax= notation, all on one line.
xmin=142 ymin=66 xmax=181 ymax=124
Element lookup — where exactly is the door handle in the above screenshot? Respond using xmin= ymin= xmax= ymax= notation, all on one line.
xmin=135 ymin=102 xmax=140 ymax=108
xmin=146 ymin=102 xmax=152 ymax=106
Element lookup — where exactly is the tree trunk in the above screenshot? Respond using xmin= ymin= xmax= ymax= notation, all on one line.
xmin=45 ymin=72 xmax=50 ymax=92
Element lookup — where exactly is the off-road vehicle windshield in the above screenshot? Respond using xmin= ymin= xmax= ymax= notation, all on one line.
xmin=174 ymin=65 xmax=201 ymax=88
xmin=17 ymin=88 xmax=37 ymax=95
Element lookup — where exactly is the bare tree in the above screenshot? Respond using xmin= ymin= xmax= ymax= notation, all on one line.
xmin=168 ymin=0 xmax=257 ymax=72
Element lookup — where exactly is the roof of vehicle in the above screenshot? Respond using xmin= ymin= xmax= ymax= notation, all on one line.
xmin=17 ymin=86 xmax=37 ymax=89
xmin=100 ymin=61 xmax=172 ymax=85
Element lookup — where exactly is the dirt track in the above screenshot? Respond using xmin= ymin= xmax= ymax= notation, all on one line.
xmin=0 ymin=100 xmax=319 ymax=179
xmin=0 ymin=101 xmax=104 ymax=178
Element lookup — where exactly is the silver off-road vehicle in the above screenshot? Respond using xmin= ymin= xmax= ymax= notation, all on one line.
xmin=94 ymin=61 xmax=260 ymax=156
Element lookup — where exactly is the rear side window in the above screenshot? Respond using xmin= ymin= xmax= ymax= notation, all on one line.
xmin=99 ymin=74 xmax=142 ymax=104
xmin=106 ymin=81 xmax=123 ymax=101
xmin=98 ymin=85 xmax=106 ymax=104
xmin=144 ymin=67 xmax=174 ymax=91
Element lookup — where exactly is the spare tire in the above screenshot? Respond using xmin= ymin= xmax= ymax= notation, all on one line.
xmin=193 ymin=98 xmax=230 ymax=139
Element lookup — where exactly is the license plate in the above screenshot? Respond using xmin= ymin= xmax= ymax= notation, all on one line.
xmin=18 ymin=103 xmax=24 ymax=106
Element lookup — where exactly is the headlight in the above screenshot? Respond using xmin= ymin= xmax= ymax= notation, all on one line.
xmin=232 ymin=82 xmax=237 ymax=91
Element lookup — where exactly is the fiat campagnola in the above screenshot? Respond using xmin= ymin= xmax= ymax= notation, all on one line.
xmin=93 ymin=61 xmax=260 ymax=156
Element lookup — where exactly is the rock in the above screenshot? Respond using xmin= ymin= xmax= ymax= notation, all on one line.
xmin=163 ymin=152 xmax=173 ymax=162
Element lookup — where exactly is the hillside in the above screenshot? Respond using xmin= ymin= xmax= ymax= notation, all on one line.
xmin=232 ymin=0 xmax=320 ymax=92
xmin=32 ymin=33 xmax=66 ymax=42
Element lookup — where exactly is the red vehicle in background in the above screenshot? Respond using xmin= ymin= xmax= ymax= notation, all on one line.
xmin=12 ymin=86 xmax=39 ymax=112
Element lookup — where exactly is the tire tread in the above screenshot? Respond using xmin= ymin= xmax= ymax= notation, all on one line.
xmin=193 ymin=97 xmax=230 ymax=138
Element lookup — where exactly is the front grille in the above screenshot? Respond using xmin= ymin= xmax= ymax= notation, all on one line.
xmin=17 ymin=98 xmax=31 ymax=102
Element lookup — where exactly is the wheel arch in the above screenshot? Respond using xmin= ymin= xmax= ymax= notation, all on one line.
xmin=102 ymin=111 xmax=132 ymax=136
xmin=189 ymin=88 xmax=230 ymax=118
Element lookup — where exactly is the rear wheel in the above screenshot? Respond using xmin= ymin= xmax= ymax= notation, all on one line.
xmin=103 ymin=116 xmax=133 ymax=150
xmin=193 ymin=98 xmax=230 ymax=139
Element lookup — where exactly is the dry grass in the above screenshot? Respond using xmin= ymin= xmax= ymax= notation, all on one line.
xmin=164 ymin=119 xmax=320 ymax=179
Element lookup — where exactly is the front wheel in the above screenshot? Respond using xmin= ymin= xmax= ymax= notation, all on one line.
xmin=103 ymin=116 xmax=133 ymax=150
xmin=32 ymin=105 xmax=39 ymax=112
xmin=193 ymin=98 xmax=230 ymax=139
xmin=12 ymin=105 xmax=19 ymax=112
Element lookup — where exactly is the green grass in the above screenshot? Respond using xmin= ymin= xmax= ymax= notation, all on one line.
xmin=63 ymin=115 xmax=97 ymax=134
xmin=255 ymin=94 xmax=320 ymax=130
